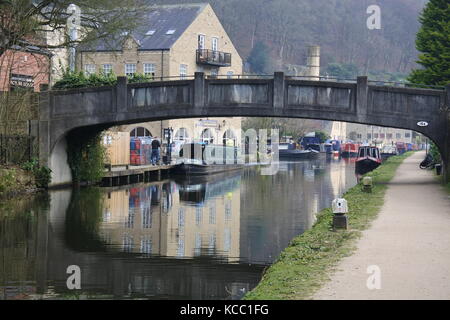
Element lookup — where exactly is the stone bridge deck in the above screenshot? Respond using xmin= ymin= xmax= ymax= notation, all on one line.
xmin=36 ymin=72 xmax=450 ymax=186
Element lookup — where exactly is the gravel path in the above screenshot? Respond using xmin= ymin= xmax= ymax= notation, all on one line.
xmin=313 ymin=151 xmax=450 ymax=300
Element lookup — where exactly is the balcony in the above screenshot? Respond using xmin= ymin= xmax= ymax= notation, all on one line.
xmin=196 ymin=49 xmax=231 ymax=67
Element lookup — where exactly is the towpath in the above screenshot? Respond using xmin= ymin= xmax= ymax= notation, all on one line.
xmin=313 ymin=151 xmax=450 ymax=299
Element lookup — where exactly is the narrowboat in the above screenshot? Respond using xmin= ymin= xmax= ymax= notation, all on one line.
xmin=380 ymin=145 xmax=398 ymax=160
xmin=396 ymin=142 xmax=407 ymax=155
xmin=355 ymin=146 xmax=382 ymax=175
xmin=172 ymin=143 xmax=244 ymax=175
xmin=324 ymin=139 xmax=341 ymax=156
xmin=279 ymin=143 xmax=319 ymax=160
xmin=299 ymin=134 xmax=321 ymax=153
xmin=340 ymin=142 xmax=359 ymax=158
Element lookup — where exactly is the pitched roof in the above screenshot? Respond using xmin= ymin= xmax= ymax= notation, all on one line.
xmin=79 ymin=3 xmax=208 ymax=52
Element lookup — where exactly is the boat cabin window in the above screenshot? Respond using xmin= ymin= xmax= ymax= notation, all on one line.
xmin=370 ymin=148 xmax=379 ymax=158
xmin=359 ymin=148 xmax=367 ymax=157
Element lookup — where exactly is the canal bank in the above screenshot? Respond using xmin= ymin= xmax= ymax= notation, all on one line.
xmin=313 ymin=151 xmax=450 ymax=299
xmin=244 ymin=151 xmax=414 ymax=300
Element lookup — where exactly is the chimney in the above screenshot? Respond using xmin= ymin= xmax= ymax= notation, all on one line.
xmin=306 ymin=46 xmax=320 ymax=80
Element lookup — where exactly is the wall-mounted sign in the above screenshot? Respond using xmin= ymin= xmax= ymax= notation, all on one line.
xmin=10 ymin=73 xmax=34 ymax=88
xmin=196 ymin=119 xmax=218 ymax=128
xmin=417 ymin=121 xmax=429 ymax=127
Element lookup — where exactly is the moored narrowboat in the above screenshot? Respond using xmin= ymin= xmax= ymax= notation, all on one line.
xmin=355 ymin=146 xmax=382 ymax=175
xmin=340 ymin=142 xmax=359 ymax=157
xmin=172 ymin=143 xmax=244 ymax=175
xmin=279 ymin=143 xmax=319 ymax=160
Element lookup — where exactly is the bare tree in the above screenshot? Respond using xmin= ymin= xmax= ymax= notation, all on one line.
xmin=0 ymin=0 xmax=150 ymax=56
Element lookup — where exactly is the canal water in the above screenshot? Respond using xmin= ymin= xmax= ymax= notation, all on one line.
xmin=0 ymin=156 xmax=357 ymax=300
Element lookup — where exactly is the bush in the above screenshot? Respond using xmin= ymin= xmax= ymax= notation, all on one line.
xmin=53 ymin=69 xmax=154 ymax=90
xmin=33 ymin=166 xmax=52 ymax=189
xmin=21 ymin=158 xmax=52 ymax=189
xmin=128 ymin=73 xmax=154 ymax=83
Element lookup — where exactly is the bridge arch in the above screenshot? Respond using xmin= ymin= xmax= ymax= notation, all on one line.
xmin=37 ymin=73 xmax=450 ymax=186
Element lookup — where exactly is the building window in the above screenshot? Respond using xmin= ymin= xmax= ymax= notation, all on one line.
xmin=225 ymin=201 xmax=232 ymax=221
xmin=123 ymin=235 xmax=133 ymax=253
xmin=140 ymin=237 xmax=152 ymax=254
xmin=198 ymin=34 xmax=205 ymax=50
xmin=180 ymin=64 xmax=188 ymax=79
xmin=201 ymin=128 xmax=214 ymax=144
xmin=227 ymin=71 xmax=233 ymax=79
xmin=142 ymin=207 xmax=152 ymax=229
xmin=210 ymin=69 xmax=218 ymax=78
xmin=209 ymin=201 xmax=216 ymax=225
xmin=195 ymin=207 xmax=202 ymax=226
xmin=212 ymin=37 xmax=219 ymax=51
xmin=223 ymin=129 xmax=236 ymax=146
xmin=367 ymin=133 xmax=371 ymax=140
xmin=178 ymin=208 xmax=185 ymax=228
xmin=396 ymin=133 xmax=401 ymax=139
xmin=102 ymin=64 xmax=112 ymax=75
xmin=374 ymin=133 xmax=379 ymax=139
xmin=387 ymin=133 xmax=393 ymax=139
xmin=143 ymin=63 xmax=155 ymax=77
xmin=130 ymin=127 xmax=151 ymax=137
xmin=177 ymin=237 xmax=185 ymax=257
xmin=380 ymin=133 xmax=385 ymax=139
xmin=405 ymin=132 xmax=411 ymax=138
xmin=174 ymin=128 xmax=189 ymax=141
xmin=84 ymin=64 xmax=95 ymax=75
xmin=125 ymin=63 xmax=136 ymax=77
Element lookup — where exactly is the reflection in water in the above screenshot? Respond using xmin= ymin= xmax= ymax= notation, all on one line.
xmin=97 ymin=173 xmax=241 ymax=263
xmin=0 ymin=155 xmax=356 ymax=300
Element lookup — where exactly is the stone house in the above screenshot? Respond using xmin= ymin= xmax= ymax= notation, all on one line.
xmin=77 ymin=3 xmax=243 ymax=147
xmin=330 ymin=122 xmax=414 ymax=146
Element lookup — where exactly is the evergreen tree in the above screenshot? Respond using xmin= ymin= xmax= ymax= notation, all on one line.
xmin=408 ymin=0 xmax=450 ymax=86
xmin=247 ymin=42 xmax=271 ymax=74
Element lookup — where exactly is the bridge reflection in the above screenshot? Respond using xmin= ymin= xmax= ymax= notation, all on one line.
xmin=1 ymin=158 xmax=358 ymax=299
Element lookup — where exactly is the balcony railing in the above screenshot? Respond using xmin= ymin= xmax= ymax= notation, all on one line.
xmin=196 ymin=49 xmax=231 ymax=67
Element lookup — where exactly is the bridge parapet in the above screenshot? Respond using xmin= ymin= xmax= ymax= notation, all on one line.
xmin=38 ymin=72 xmax=450 ymax=185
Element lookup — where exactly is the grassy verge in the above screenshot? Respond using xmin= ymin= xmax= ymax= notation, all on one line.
xmin=244 ymin=152 xmax=414 ymax=300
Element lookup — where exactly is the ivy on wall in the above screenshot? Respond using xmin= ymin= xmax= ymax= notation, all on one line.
xmin=66 ymin=128 xmax=107 ymax=185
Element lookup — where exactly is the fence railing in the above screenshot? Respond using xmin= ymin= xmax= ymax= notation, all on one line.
xmin=0 ymin=135 xmax=37 ymax=165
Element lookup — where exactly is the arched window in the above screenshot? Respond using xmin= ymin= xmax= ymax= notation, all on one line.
xmin=130 ymin=127 xmax=151 ymax=138
xmin=174 ymin=128 xmax=189 ymax=141
xmin=201 ymin=128 xmax=214 ymax=144
xmin=223 ymin=129 xmax=236 ymax=146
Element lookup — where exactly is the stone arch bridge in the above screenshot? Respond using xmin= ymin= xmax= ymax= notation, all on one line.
xmin=36 ymin=72 xmax=450 ymax=187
